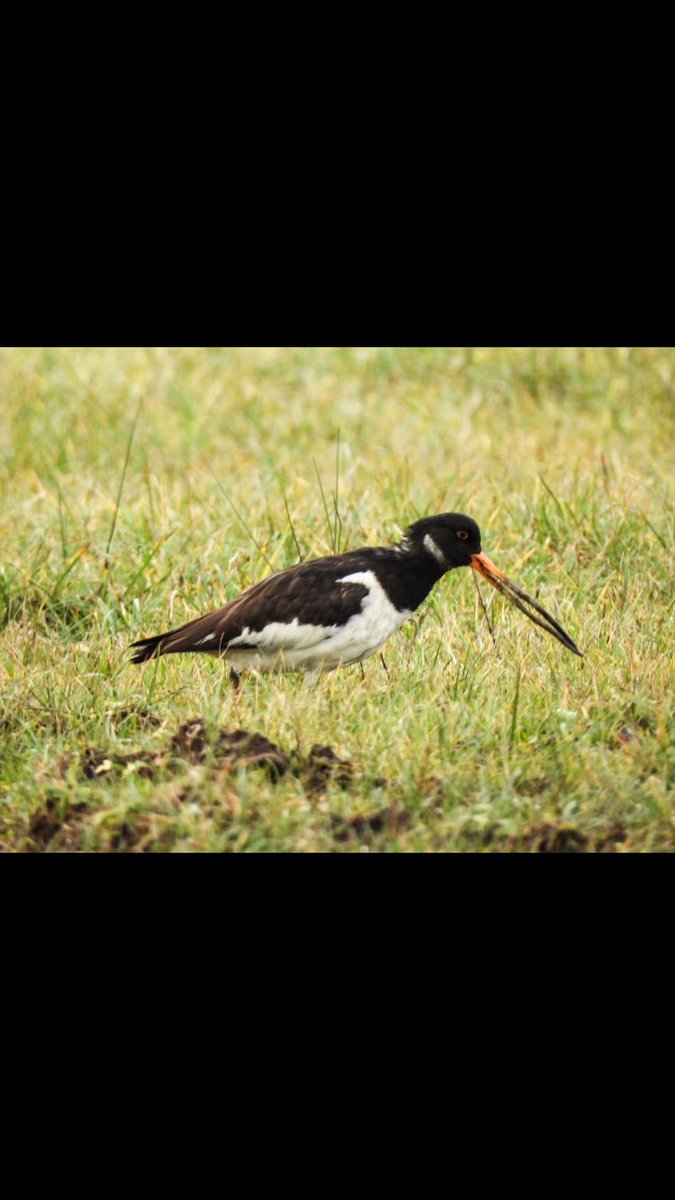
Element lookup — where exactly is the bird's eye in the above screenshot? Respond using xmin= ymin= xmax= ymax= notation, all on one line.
xmin=456 ymin=530 xmax=470 ymax=541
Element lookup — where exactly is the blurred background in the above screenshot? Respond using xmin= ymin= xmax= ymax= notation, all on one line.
xmin=2 ymin=346 xmax=672 ymax=558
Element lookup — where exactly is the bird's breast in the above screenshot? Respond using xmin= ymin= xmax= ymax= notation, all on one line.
xmin=336 ymin=570 xmax=410 ymax=647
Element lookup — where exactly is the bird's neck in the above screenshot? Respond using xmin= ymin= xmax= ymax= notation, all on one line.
xmin=382 ymin=541 xmax=450 ymax=611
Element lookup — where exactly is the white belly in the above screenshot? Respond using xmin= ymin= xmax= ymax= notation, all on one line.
xmin=223 ymin=570 xmax=410 ymax=672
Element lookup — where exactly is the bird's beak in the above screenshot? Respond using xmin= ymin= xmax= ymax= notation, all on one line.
xmin=471 ymin=551 xmax=584 ymax=657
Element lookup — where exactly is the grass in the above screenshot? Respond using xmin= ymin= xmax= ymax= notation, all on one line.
xmin=1 ymin=346 xmax=673 ymax=852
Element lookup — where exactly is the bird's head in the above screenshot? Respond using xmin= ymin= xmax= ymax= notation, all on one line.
xmin=405 ymin=511 xmax=583 ymax=656
xmin=405 ymin=512 xmax=483 ymax=569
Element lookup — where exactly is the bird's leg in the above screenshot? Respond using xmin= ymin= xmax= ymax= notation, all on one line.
xmin=229 ymin=668 xmax=242 ymax=690
xmin=380 ymin=654 xmax=389 ymax=676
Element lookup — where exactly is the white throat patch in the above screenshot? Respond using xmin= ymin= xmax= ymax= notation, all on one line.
xmin=423 ymin=533 xmax=447 ymax=567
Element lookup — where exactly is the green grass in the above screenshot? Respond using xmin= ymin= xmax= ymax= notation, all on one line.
xmin=1 ymin=346 xmax=673 ymax=852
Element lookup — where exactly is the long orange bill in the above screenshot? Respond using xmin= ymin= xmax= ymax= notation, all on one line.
xmin=471 ymin=552 xmax=584 ymax=657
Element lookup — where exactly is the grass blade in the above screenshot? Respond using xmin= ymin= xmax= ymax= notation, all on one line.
xmin=200 ymin=453 xmax=274 ymax=571
xmin=333 ymin=427 xmax=342 ymax=554
xmin=509 ymin=666 xmax=521 ymax=750
xmin=103 ymin=396 xmax=143 ymax=577
xmin=313 ymin=457 xmax=334 ymax=552
xmin=283 ymin=492 xmax=304 ymax=562
xmin=472 ymin=570 xmax=496 ymax=646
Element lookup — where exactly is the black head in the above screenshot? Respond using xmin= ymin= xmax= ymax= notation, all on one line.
xmin=404 ymin=513 xmax=482 ymax=569
xmin=401 ymin=511 xmax=584 ymax=657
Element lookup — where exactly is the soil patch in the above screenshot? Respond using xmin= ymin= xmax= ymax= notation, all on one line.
xmin=170 ymin=719 xmax=289 ymax=778
xmin=503 ymin=820 xmax=628 ymax=853
xmin=80 ymin=720 xmax=362 ymax=790
xmin=330 ymin=805 xmax=410 ymax=844
xmin=217 ymin=730 xmax=289 ymax=779
xmin=303 ymin=745 xmax=354 ymax=796
xmin=27 ymin=798 xmax=88 ymax=851
xmin=110 ymin=706 xmax=161 ymax=731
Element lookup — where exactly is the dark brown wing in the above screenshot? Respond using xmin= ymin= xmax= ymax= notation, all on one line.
xmin=129 ymin=554 xmax=371 ymax=663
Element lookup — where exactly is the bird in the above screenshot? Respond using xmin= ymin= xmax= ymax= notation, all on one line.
xmin=129 ymin=512 xmax=583 ymax=674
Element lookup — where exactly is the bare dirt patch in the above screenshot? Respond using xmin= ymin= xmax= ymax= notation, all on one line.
xmin=81 ymin=746 xmax=158 ymax=780
xmin=330 ymin=805 xmax=410 ymax=844
xmin=515 ymin=777 xmax=551 ymax=796
xmin=109 ymin=706 xmax=161 ymax=732
xmin=169 ymin=719 xmax=289 ymax=779
xmin=79 ymin=719 xmax=364 ymax=792
xmin=503 ymin=820 xmax=628 ymax=853
xmin=170 ymin=718 xmax=209 ymax=763
xmin=27 ymin=798 xmax=88 ymax=851
xmin=303 ymin=745 xmax=354 ymax=796
xmin=217 ymin=730 xmax=289 ymax=779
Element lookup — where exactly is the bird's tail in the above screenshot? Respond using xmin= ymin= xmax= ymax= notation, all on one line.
xmin=129 ymin=633 xmax=172 ymax=663
xmin=129 ymin=608 xmax=227 ymax=663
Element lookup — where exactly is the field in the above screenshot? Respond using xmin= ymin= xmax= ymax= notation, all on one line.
xmin=1 ymin=346 xmax=673 ymax=852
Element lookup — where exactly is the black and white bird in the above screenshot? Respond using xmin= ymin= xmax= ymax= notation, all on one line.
xmin=129 ymin=512 xmax=583 ymax=673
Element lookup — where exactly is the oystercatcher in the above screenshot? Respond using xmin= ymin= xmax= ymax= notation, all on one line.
xmin=129 ymin=513 xmax=583 ymax=673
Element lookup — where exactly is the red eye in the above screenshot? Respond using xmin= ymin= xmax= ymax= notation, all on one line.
xmin=456 ymin=530 xmax=469 ymax=541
